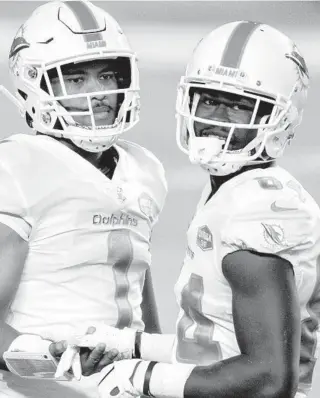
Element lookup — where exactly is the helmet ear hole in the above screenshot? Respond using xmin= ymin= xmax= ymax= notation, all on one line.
xmin=53 ymin=118 xmax=63 ymax=131
xmin=40 ymin=76 xmax=49 ymax=94
xmin=125 ymin=111 xmax=131 ymax=123
xmin=26 ymin=112 xmax=33 ymax=128
xmin=18 ymin=89 xmax=28 ymax=101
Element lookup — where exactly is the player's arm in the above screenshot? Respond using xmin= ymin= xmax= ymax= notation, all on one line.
xmin=183 ymin=250 xmax=300 ymax=397
xmin=141 ymin=268 xmax=161 ymax=333
xmin=0 ymin=221 xmax=110 ymax=379
xmin=0 ymin=222 xmax=28 ymax=369
xmin=98 ymin=250 xmax=300 ymax=398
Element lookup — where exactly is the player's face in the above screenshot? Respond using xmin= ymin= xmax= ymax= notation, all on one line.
xmin=50 ymin=60 xmax=119 ymax=127
xmin=194 ymin=90 xmax=261 ymax=151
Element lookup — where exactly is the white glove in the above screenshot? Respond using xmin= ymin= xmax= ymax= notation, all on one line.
xmin=55 ymin=324 xmax=136 ymax=380
xmin=3 ymin=334 xmax=76 ymax=380
xmin=7 ymin=334 xmax=52 ymax=353
xmin=7 ymin=334 xmax=81 ymax=380
xmin=76 ymin=324 xmax=137 ymax=360
xmin=54 ymin=344 xmax=82 ymax=381
xmin=98 ymin=359 xmax=147 ymax=398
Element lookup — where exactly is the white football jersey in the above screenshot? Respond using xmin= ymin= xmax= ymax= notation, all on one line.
xmin=173 ymin=166 xmax=320 ymax=397
xmin=0 ymin=133 xmax=167 ymax=397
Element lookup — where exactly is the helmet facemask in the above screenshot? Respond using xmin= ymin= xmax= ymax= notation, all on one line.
xmin=176 ymin=79 xmax=299 ymax=176
xmin=3 ymin=0 xmax=142 ymax=152
xmin=18 ymin=53 xmax=140 ymax=152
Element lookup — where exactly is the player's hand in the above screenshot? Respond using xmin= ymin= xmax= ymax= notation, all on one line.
xmin=53 ymin=328 xmax=120 ymax=379
xmin=78 ymin=343 xmax=119 ymax=376
xmin=98 ymin=359 xmax=147 ymax=398
xmin=76 ymin=324 xmax=137 ymax=360
xmin=49 ymin=341 xmax=81 ymax=380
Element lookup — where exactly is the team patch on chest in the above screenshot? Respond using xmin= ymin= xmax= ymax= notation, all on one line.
xmin=196 ymin=225 xmax=213 ymax=251
xmin=138 ymin=192 xmax=158 ymax=223
xmin=261 ymin=223 xmax=288 ymax=249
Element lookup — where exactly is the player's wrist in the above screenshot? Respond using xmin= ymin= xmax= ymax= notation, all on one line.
xmin=131 ymin=360 xmax=157 ymax=396
xmin=116 ymin=327 xmax=139 ymax=359
xmin=119 ymin=328 xmax=150 ymax=360
xmin=133 ymin=361 xmax=196 ymax=398
xmin=93 ymin=327 xmax=160 ymax=361
xmin=139 ymin=332 xmax=175 ymax=363
xmin=132 ymin=331 xmax=161 ymax=361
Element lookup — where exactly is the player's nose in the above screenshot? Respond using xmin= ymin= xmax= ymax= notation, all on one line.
xmin=91 ymin=92 xmax=107 ymax=101
xmin=211 ymin=103 xmax=229 ymax=122
xmin=86 ymin=76 xmax=105 ymax=94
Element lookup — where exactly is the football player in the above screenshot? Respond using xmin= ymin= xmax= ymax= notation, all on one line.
xmin=66 ymin=21 xmax=320 ymax=398
xmin=0 ymin=0 xmax=166 ymax=397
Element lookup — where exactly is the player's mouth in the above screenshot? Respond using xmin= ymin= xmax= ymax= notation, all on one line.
xmin=200 ymin=127 xmax=229 ymax=139
xmin=199 ymin=127 xmax=241 ymax=150
xmin=92 ymin=105 xmax=115 ymax=124
xmin=66 ymin=104 xmax=114 ymax=114
xmin=65 ymin=104 xmax=116 ymax=126
xmin=92 ymin=105 xmax=113 ymax=114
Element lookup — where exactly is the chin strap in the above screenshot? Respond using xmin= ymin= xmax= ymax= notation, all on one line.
xmin=70 ymin=135 xmax=119 ymax=153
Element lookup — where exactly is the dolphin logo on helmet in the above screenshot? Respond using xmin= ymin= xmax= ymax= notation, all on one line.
xmin=9 ymin=36 xmax=30 ymax=59
xmin=285 ymin=45 xmax=309 ymax=85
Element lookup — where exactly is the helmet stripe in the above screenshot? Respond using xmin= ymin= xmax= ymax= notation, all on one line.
xmin=64 ymin=1 xmax=103 ymax=42
xmin=220 ymin=21 xmax=261 ymax=68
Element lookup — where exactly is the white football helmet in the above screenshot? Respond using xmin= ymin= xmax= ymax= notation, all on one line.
xmin=5 ymin=0 xmax=140 ymax=152
xmin=176 ymin=21 xmax=309 ymax=175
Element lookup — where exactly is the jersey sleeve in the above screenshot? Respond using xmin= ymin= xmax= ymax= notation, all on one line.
xmin=0 ymin=143 xmax=31 ymax=241
xmin=221 ymin=205 xmax=315 ymax=256
xmin=220 ymin=176 xmax=320 ymax=279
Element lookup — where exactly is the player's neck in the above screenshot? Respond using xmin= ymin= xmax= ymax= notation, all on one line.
xmin=208 ymin=162 xmax=275 ymax=200
xmin=36 ymin=133 xmax=118 ymax=179
xmin=58 ymin=138 xmax=103 ymax=166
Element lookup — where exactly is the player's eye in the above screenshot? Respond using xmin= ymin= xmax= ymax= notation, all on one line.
xmin=100 ymin=72 xmax=116 ymax=81
xmin=66 ymin=76 xmax=84 ymax=85
xmin=232 ymin=103 xmax=253 ymax=111
xmin=203 ymin=96 xmax=219 ymax=106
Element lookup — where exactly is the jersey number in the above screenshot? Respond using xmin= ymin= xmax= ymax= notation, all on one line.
xmin=176 ymin=273 xmax=222 ymax=364
xmin=107 ymin=230 xmax=134 ymax=328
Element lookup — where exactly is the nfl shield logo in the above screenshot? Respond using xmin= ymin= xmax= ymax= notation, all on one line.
xmin=197 ymin=225 xmax=213 ymax=251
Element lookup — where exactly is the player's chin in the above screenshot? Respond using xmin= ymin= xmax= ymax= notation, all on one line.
xmin=94 ymin=112 xmax=116 ymax=126
xmin=72 ymin=113 xmax=116 ymax=127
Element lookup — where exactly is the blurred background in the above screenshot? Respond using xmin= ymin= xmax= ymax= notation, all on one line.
xmin=0 ymin=1 xmax=320 ymax=395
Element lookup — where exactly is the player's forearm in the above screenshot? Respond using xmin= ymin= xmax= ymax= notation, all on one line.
xmin=136 ymin=353 xmax=298 ymax=398
xmin=0 ymin=322 xmax=19 ymax=369
xmin=99 ymin=352 xmax=296 ymax=398
xmin=184 ymin=354 xmax=298 ymax=398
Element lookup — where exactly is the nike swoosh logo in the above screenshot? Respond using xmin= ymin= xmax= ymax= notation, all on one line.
xmin=271 ymin=202 xmax=299 ymax=212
